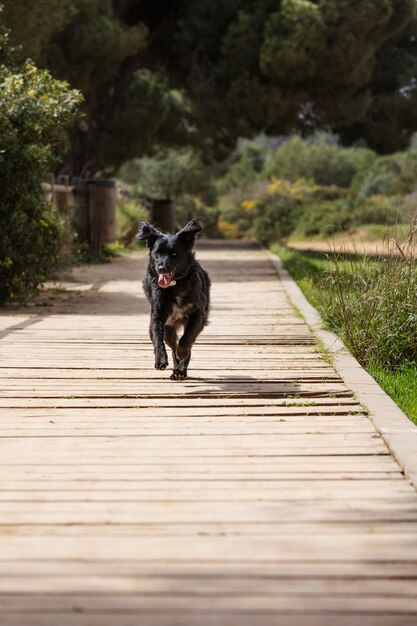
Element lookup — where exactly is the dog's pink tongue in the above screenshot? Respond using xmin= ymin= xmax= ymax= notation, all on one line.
xmin=158 ymin=273 xmax=171 ymax=288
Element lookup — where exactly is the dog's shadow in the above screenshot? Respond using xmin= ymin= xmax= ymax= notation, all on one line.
xmin=177 ymin=374 xmax=304 ymax=400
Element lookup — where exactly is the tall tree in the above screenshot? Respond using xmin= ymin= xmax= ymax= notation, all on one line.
xmin=337 ymin=16 xmax=417 ymax=153
xmin=2 ymin=0 xmax=417 ymax=174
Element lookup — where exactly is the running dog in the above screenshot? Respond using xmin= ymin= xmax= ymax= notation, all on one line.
xmin=136 ymin=219 xmax=210 ymax=380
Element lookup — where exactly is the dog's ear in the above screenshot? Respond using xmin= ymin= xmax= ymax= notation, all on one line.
xmin=136 ymin=221 xmax=162 ymax=249
xmin=176 ymin=219 xmax=203 ymax=248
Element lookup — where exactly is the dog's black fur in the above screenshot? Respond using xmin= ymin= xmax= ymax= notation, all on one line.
xmin=136 ymin=219 xmax=210 ymax=380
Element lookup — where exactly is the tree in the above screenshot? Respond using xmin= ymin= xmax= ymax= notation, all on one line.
xmin=174 ymin=0 xmax=416 ymax=146
xmin=337 ymin=17 xmax=417 ymax=153
xmin=2 ymin=0 xmax=417 ymax=175
xmin=1 ymin=0 xmax=74 ymax=60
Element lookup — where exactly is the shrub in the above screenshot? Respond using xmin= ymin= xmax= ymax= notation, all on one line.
xmin=115 ymin=196 xmax=148 ymax=246
xmin=264 ymin=135 xmax=376 ymax=188
xmin=319 ymin=227 xmax=417 ymax=370
xmin=355 ymin=151 xmax=417 ymax=197
xmin=358 ymin=172 xmax=396 ymax=198
xmin=218 ymin=219 xmax=240 ymax=239
xmin=175 ymin=196 xmax=222 ymax=238
xmin=356 ymin=195 xmax=405 ymax=226
xmin=252 ymin=193 xmax=299 ymax=245
xmin=295 ymin=199 xmax=355 ymax=238
xmin=216 ymin=144 xmax=265 ymax=195
xmin=0 ymin=27 xmax=81 ymax=304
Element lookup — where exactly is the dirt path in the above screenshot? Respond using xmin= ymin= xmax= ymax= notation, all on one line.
xmin=287 ymin=233 xmax=416 ymax=257
xmin=0 ymin=241 xmax=416 ymax=625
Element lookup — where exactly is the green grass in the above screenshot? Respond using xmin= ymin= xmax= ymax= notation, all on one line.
xmin=368 ymin=364 xmax=417 ymax=423
xmin=272 ymin=243 xmax=417 ymax=425
xmin=272 ymin=245 xmax=327 ymax=309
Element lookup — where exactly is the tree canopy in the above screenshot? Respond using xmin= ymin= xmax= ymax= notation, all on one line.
xmin=2 ymin=0 xmax=417 ymax=175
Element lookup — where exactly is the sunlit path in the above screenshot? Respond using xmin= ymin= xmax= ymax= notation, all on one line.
xmin=0 ymin=241 xmax=416 ymax=625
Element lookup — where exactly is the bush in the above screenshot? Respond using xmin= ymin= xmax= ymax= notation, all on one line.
xmin=116 ymin=196 xmax=148 ymax=246
xmin=320 ymin=233 xmax=417 ymax=370
xmin=252 ymin=193 xmax=299 ymax=245
xmin=175 ymin=195 xmax=222 ymax=238
xmin=356 ymin=151 xmax=417 ymax=197
xmin=264 ymin=136 xmax=376 ymax=188
xmin=216 ymin=144 xmax=265 ymax=195
xmin=356 ymin=195 xmax=405 ymax=226
xmin=295 ymin=199 xmax=355 ymax=238
xmin=358 ymin=172 xmax=396 ymax=198
xmin=0 ymin=27 xmax=81 ymax=304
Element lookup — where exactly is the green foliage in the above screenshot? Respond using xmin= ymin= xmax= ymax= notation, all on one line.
xmin=320 ymin=249 xmax=417 ymax=370
xmin=2 ymin=0 xmax=74 ymax=61
xmin=4 ymin=0 xmax=417 ymax=174
xmin=107 ymin=71 xmax=193 ymax=171
xmin=339 ymin=16 xmax=417 ymax=153
xmin=356 ymin=148 xmax=417 ymax=197
xmin=252 ymin=194 xmax=299 ymax=246
xmin=368 ymin=364 xmax=417 ymax=423
xmin=0 ymin=25 xmax=82 ymax=304
xmin=175 ymin=197 xmax=222 ymax=238
xmin=295 ymin=199 xmax=356 ymax=238
xmin=119 ymin=149 xmax=205 ymax=201
xmin=210 ymin=133 xmax=417 ymax=244
xmin=265 ymin=136 xmax=376 ymax=187
xmin=117 ymin=148 xmax=220 ymax=244
xmin=216 ymin=144 xmax=265 ymax=195
xmin=43 ymin=0 xmax=147 ymax=97
xmin=115 ymin=197 xmax=148 ymax=246
xmin=179 ymin=0 xmax=416 ymax=153
xmin=273 ymin=242 xmax=417 ymax=423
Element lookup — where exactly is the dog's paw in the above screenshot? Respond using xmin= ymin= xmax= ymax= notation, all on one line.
xmin=155 ymin=356 xmax=168 ymax=370
xmin=170 ymin=368 xmax=187 ymax=381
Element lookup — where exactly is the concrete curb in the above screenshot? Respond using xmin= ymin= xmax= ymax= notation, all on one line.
xmin=269 ymin=251 xmax=417 ymax=490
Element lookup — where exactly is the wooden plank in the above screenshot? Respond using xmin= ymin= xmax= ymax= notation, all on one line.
xmin=0 ymin=533 xmax=417 ymax=560
xmin=2 ymin=615 xmax=417 ymax=626
xmin=1 ymin=575 xmax=417 ymax=596
xmin=4 ymin=603 xmax=416 ymax=626
xmin=0 ymin=500 xmax=416 ymax=524
xmin=1 ymin=592 xmax=417 ymax=613
xmin=0 ymin=485 xmax=412 ymax=503
xmin=0 ymin=560 xmax=415 ymax=578
xmin=3 ymin=520 xmax=417 ymax=534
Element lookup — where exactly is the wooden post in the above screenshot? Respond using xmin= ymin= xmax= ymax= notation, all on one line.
xmin=72 ymin=177 xmax=90 ymax=245
xmin=95 ymin=180 xmax=117 ymax=245
xmin=71 ymin=178 xmax=117 ymax=259
xmin=88 ymin=181 xmax=99 ymax=260
xmin=150 ymin=199 xmax=176 ymax=232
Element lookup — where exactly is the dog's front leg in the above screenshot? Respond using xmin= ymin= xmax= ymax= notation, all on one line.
xmin=149 ymin=307 xmax=169 ymax=370
xmin=171 ymin=312 xmax=205 ymax=380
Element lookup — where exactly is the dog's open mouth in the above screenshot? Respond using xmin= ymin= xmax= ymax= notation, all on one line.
xmin=158 ymin=272 xmax=174 ymax=288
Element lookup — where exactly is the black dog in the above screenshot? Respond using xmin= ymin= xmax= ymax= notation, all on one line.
xmin=136 ymin=219 xmax=210 ymax=380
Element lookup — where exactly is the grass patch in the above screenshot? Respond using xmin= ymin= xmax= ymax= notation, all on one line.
xmin=368 ymin=364 xmax=417 ymax=423
xmin=271 ymin=230 xmax=417 ymax=425
xmin=272 ymin=245 xmax=327 ymax=309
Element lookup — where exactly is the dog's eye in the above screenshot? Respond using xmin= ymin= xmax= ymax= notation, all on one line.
xmin=171 ymin=252 xmax=177 ymax=257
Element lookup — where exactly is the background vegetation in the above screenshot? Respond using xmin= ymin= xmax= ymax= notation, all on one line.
xmin=272 ymin=241 xmax=417 ymax=423
xmin=0 ymin=19 xmax=81 ymax=304
xmin=3 ymin=0 xmax=417 ymax=177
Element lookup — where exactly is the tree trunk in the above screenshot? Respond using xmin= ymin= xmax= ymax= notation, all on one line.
xmin=61 ymin=57 xmax=140 ymax=178
xmin=150 ymin=199 xmax=176 ymax=232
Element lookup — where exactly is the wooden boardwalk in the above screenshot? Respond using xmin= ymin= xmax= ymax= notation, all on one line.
xmin=0 ymin=241 xmax=416 ymax=625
